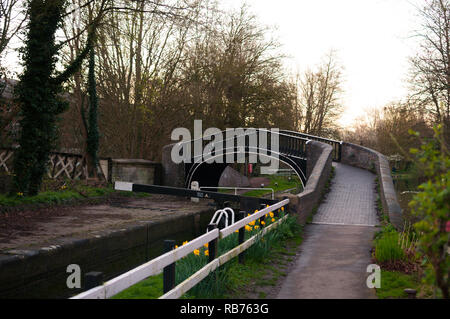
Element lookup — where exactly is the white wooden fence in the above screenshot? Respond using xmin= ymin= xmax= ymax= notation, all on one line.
xmin=71 ymin=198 xmax=289 ymax=299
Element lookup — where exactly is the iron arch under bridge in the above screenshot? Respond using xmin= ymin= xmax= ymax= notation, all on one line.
xmin=176 ymin=128 xmax=342 ymax=190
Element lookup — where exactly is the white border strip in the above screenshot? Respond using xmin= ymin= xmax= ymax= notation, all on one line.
xmin=311 ymin=222 xmax=377 ymax=227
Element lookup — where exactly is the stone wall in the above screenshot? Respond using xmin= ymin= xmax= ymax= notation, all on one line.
xmin=278 ymin=140 xmax=333 ymax=225
xmin=341 ymin=142 xmax=403 ymax=230
xmin=111 ymin=159 xmax=162 ymax=185
xmin=161 ymin=144 xmax=185 ymax=187
xmin=0 ymin=208 xmax=214 ymax=299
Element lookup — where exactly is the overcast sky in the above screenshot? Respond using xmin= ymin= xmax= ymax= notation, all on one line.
xmin=224 ymin=0 xmax=423 ymax=128
xmin=3 ymin=0 xmax=424 ymax=129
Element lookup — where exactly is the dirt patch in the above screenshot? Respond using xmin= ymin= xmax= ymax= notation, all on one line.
xmin=0 ymin=194 xmax=214 ymax=251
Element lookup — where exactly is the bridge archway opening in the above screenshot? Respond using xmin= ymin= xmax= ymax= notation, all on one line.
xmin=185 ymin=151 xmax=306 ymax=192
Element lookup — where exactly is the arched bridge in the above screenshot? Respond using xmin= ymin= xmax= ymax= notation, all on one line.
xmin=162 ymin=128 xmax=342 ymax=190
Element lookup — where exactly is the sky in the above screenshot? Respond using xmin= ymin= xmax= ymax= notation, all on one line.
xmin=2 ymin=0 xmax=424 ymax=129
xmin=224 ymin=0 xmax=423 ymax=128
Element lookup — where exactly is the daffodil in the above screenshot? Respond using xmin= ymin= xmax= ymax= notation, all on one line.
xmin=281 ymin=207 xmax=284 ymax=212
xmin=193 ymin=249 xmax=200 ymax=256
xmin=271 ymin=218 xmax=275 ymax=222
xmin=204 ymin=243 xmax=208 ymax=248
xmin=269 ymin=212 xmax=274 ymax=218
xmin=261 ymin=221 xmax=266 ymax=226
xmin=204 ymin=250 xmax=209 ymax=256
xmin=175 ymin=245 xmax=178 ymax=249
xmin=182 ymin=241 xmax=188 ymax=246
xmin=254 ymin=225 xmax=260 ymax=230
xmin=249 ymin=220 xmax=255 ymax=226
xmin=245 ymin=225 xmax=252 ymax=232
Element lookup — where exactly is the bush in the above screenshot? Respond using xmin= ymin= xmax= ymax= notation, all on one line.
xmin=408 ymin=125 xmax=449 ymax=299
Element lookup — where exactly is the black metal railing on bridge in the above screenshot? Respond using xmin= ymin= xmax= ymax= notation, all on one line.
xmin=174 ymin=128 xmax=342 ymax=189
xmin=180 ymin=129 xmax=309 ymax=187
xmin=279 ymin=130 xmax=342 ymax=162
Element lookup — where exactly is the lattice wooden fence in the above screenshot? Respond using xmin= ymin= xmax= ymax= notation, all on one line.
xmin=0 ymin=148 xmax=14 ymax=173
xmin=0 ymin=148 xmax=110 ymax=181
xmin=47 ymin=152 xmax=88 ymax=179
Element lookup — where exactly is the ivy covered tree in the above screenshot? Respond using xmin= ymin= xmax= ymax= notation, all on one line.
xmin=12 ymin=0 xmax=97 ymax=196
xmin=84 ymin=44 xmax=99 ymax=178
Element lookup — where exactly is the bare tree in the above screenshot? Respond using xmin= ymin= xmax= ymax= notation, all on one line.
xmin=409 ymin=0 xmax=450 ymax=139
xmin=0 ymin=0 xmax=27 ymax=56
xmin=296 ymin=51 xmax=343 ymax=137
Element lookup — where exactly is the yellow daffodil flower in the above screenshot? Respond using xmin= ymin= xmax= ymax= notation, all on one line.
xmin=193 ymin=249 xmax=200 ymax=256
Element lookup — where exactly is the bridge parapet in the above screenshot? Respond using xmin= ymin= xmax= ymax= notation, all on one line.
xmin=340 ymin=142 xmax=403 ymax=230
xmin=277 ymin=140 xmax=333 ymax=225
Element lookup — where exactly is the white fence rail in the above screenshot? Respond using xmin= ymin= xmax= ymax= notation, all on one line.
xmin=71 ymin=198 xmax=289 ymax=299
xmin=160 ymin=215 xmax=288 ymax=299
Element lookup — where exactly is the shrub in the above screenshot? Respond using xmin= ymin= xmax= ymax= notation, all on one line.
xmin=408 ymin=125 xmax=449 ymax=299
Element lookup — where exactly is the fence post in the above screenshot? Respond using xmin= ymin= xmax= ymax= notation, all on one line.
xmin=207 ymin=224 xmax=218 ymax=263
xmin=84 ymin=271 xmax=103 ymax=290
xmin=404 ymin=289 xmax=417 ymax=299
xmin=238 ymin=211 xmax=246 ymax=264
xmin=163 ymin=240 xmax=176 ymax=293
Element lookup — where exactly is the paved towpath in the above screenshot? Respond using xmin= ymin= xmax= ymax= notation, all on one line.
xmin=276 ymin=163 xmax=380 ymax=299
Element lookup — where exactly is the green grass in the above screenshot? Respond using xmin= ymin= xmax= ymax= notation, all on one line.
xmin=112 ymin=213 xmax=303 ymax=299
xmin=374 ymin=231 xmax=406 ymax=263
xmin=112 ymin=274 xmax=164 ymax=299
xmin=0 ymin=185 xmax=149 ymax=207
xmin=376 ymin=270 xmax=419 ymax=299
xmin=242 ymin=175 xmax=302 ymax=198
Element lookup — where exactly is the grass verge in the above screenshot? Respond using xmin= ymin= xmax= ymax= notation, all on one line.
xmin=377 ymin=270 xmax=420 ymax=299
xmin=0 ymin=181 xmax=150 ymax=208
